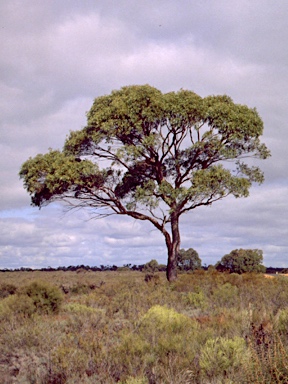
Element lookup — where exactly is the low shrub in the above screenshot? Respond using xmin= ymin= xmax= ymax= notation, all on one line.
xmin=140 ymin=305 xmax=197 ymax=334
xmin=108 ymin=305 xmax=200 ymax=382
xmin=183 ymin=290 xmax=208 ymax=310
xmin=124 ymin=377 xmax=148 ymax=384
xmin=0 ymin=283 xmax=17 ymax=298
xmin=138 ymin=305 xmax=199 ymax=370
xmin=200 ymin=336 xmax=248 ymax=380
xmin=276 ymin=308 xmax=288 ymax=335
xmin=243 ymin=333 xmax=288 ymax=383
xmin=20 ymin=281 xmax=63 ymax=314
xmin=144 ymin=273 xmax=160 ymax=284
xmin=0 ymin=294 xmax=35 ymax=319
xmin=212 ymin=282 xmax=239 ymax=308
xmin=1 ymin=270 xmax=288 ymax=383
xmin=70 ymin=282 xmax=91 ymax=295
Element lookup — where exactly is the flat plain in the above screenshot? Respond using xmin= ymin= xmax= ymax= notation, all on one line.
xmin=1 ymin=269 xmax=288 ymax=383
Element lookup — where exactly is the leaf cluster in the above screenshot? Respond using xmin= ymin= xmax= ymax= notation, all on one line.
xmin=20 ymin=85 xmax=270 ymax=223
xmin=216 ymin=248 xmax=266 ymax=274
xmin=177 ymin=248 xmax=202 ymax=271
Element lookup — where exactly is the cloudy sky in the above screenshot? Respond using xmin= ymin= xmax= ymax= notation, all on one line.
xmin=1 ymin=0 xmax=288 ymax=269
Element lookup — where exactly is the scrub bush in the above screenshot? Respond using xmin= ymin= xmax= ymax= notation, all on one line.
xmin=21 ymin=281 xmax=63 ymax=314
xmin=108 ymin=305 xmax=200 ymax=382
xmin=0 ymin=283 xmax=17 ymax=298
xmin=200 ymin=336 xmax=248 ymax=380
xmin=1 ymin=270 xmax=288 ymax=383
xmin=140 ymin=305 xmax=198 ymax=336
xmin=138 ymin=305 xmax=199 ymax=374
xmin=124 ymin=377 xmax=148 ymax=384
xmin=212 ymin=282 xmax=239 ymax=308
xmin=243 ymin=333 xmax=288 ymax=383
xmin=183 ymin=290 xmax=208 ymax=310
xmin=276 ymin=308 xmax=288 ymax=335
xmin=0 ymin=294 xmax=35 ymax=318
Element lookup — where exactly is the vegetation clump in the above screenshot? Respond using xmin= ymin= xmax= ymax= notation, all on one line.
xmin=20 ymin=280 xmax=63 ymax=314
xmin=0 ymin=283 xmax=17 ymax=298
xmin=178 ymin=248 xmax=201 ymax=271
xmin=199 ymin=336 xmax=248 ymax=380
xmin=0 ymin=270 xmax=287 ymax=383
xmin=216 ymin=248 xmax=266 ymax=273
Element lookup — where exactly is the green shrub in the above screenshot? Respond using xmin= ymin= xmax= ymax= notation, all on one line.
xmin=124 ymin=377 xmax=148 ymax=384
xmin=0 ymin=294 xmax=35 ymax=318
xmin=51 ymin=342 xmax=90 ymax=380
xmin=3 ymin=270 xmax=288 ymax=383
xmin=143 ymin=259 xmax=160 ymax=273
xmin=212 ymin=282 xmax=239 ymax=308
xmin=200 ymin=336 xmax=248 ymax=379
xmin=216 ymin=248 xmax=266 ymax=274
xmin=139 ymin=305 xmax=199 ymax=360
xmin=0 ymin=281 xmax=63 ymax=318
xmin=109 ymin=305 xmax=200 ymax=382
xmin=70 ymin=282 xmax=91 ymax=294
xmin=140 ymin=305 xmax=196 ymax=333
xmin=177 ymin=248 xmax=202 ymax=271
xmin=276 ymin=308 xmax=288 ymax=334
xmin=183 ymin=290 xmax=208 ymax=310
xmin=21 ymin=281 xmax=63 ymax=314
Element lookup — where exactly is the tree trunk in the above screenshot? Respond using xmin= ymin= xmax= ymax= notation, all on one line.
xmin=166 ymin=212 xmax=180 ymax=282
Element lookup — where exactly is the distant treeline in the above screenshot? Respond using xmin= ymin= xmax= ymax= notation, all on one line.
xmin=0 ymin=264 xmax=286 ymax=274
xmin=0 ymin=264 xmax=152 ymax=273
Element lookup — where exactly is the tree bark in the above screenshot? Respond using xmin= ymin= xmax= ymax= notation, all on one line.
xmin=126 ymin=208 xmax=180 ymax=282
xmin=166 ymin=212 xmax=180 ymax=282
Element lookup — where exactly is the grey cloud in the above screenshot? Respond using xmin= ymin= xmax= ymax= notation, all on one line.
xmin=0 ymin=207 xmax=166 ymax=268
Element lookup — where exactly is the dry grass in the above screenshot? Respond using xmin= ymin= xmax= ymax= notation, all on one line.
xmin=1 ymin=270 xmax=288 ymax=383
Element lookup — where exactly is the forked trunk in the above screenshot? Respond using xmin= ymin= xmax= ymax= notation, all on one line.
xmin=166 ymin=212 xmax=180 ymax=282
xmin=126 ymin=209 xmax=180 ymax=282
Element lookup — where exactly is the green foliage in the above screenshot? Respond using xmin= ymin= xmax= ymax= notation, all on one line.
xmin=138 ymin=305 xmax=199 ymax=360
xmin=0 ymin=294 xmax=35 ymax=318
xmin=0 ymin=280 xmax=64 ymax=319
xmin=21 ymin=281 xmax=63 ymax=314
xmin=113 ymin=305 xmax=200 ymax=381
xmin=19 ymin=149 xmax=104 ymax=207
xmin=143 ymin=259 xmax=159 ymax=273
xmin=212 ymin=282 xmax=239 ymax=308
xmin=216 ymin=248 xmax=266 ymax=274
xmin=123 ymin=377 xmax=148 ymax=384
xmin=140 ymin=304 xmax=196 ymax=334
xmin=183 ymin=290 xmax=208 ymax=310
xmin=20 ymin=85 xmax=270 ymax=281
xmin=276 ymin=308 xmax=288 ymax=334
xmin=200 ymin=336 xmax=248 ymax=379
xmin=177 ymin=248 xmax=201 ymax=271
xmin=2 ymin=270 xmax=288 ymax=382
xmin=64 ymin=302 xmax=100 ymax=315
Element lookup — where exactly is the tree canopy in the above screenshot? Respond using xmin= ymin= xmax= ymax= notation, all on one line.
xmin=178 ymin=248 xmax=202 ymax=271
xmin=215 ymin=249 xmax=266 ymax=274
xmin=20 ymin=85 xmax=270 ymax=281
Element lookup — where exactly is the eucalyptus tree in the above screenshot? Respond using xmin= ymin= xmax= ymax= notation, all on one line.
xmin=178 ymin=248 xmax=202 ymax=271
xmin=215 ymin=249 xmax=266 ymax=273
xmin=20 ymin=85 xmax=270 ymax=281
